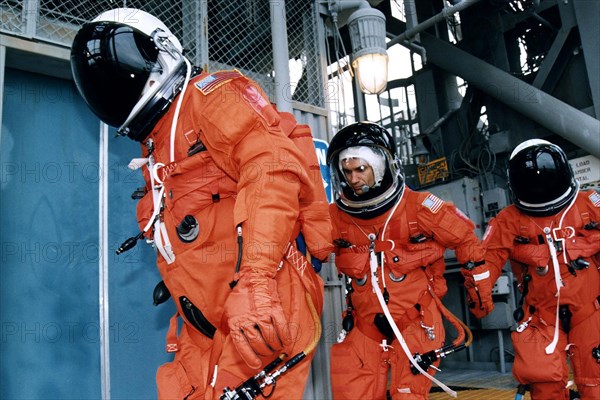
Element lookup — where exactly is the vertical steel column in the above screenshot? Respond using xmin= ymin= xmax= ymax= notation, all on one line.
xmin=99 ymin=122 xmax=111 ymax=399
xmin=352 ymin=78 xmax=367 ymax=121
xmin=497 ymin=329 xmax=506 ymax=373
xmin=403 ymin=0 xmax=419 ymax=32
xmin=270 ymin=0 xmax=293 ymax=112
xmin=198 ymin=0 xmax=209 ymax=71
xmin=315 ymin=4 xmax=333 ymax=134
xmin=23 ymin=0 xmax=40 ymax=38
xmin=182 ymin=0 xmax=207 ymax=70
xmin=0 ymin=45 xmax=5 ymax=146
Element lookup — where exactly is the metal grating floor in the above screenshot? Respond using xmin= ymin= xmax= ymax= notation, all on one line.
xmin=428 ymin=368 xmax=528 ymax=400
xmin=428 ymin=368 xmax=579 ymax=399
xmin=430 ymin=388 xmax=531 ymax=400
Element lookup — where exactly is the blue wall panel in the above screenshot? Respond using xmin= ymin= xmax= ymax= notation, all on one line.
xmin=1 ymin=68 xmax=175 ymax=399
xmin=106 ymin=136 xmax=175 ymax=399
xmin=1 ymin=68 xmax=101 ymax=399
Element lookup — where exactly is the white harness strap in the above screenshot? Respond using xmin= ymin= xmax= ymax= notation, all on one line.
xmin=131 ymin=153 xmax=176 ymax=264
xmin=544 ymin=189 xmax=578 ymax=354
xmin=154 ymin=218 xmax=175 ymax=264
xmin=368 ymin=246 xmax=456 ymax=397
xmin=169 ymin=57 xmax=192 ymax=163
xmin=543 ymin=226 xmax=563 ymax=354
xmin=369 ymin=193 xmax=456 ymax=398
xmin=132 ymin=52 xmax=192 ymax=264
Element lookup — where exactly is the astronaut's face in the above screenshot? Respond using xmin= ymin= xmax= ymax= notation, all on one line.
xmin=341 ymin=157 xmax=375 ymax=195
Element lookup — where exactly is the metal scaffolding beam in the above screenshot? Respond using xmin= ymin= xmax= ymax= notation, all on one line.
xmin=420 ymin=32 xmax=600 ymax=158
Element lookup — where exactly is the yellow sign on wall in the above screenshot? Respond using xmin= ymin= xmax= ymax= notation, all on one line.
xmin=417 ymin=157 xmax=449 ymax=185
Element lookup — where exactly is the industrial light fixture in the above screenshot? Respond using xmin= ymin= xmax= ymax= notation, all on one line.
xmin=347 ymin=6 xmax=388 ymax=95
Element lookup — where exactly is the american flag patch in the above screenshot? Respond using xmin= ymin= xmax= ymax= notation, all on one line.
xmin=422 ymin=194 xmax=444 ymax=214
xmin=589 ymin=191 xmax=600 ymax=207
xmin=195 ymin=70 xmax=243 ymax=94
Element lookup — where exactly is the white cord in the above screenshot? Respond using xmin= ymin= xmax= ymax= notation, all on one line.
xmin=555 ymin=182 xmax=579 ymax=264
xmin=169 ymin=56 xmax=192 ymax=163
xmin=543 ymin=227 xmax=563 ymax=354
xmin=369 ymin=190 xmax=456 ymax=397
xmin=545 ymin=184 xmax=579 ymax=354
xmin=368 ymin=246 xmax=456 ymax=397
xmin=140 ymin=153 xmax=175 ymax=264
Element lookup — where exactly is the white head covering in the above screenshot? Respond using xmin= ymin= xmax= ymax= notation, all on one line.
xmin=338 ymin=146 xmax=386 ymax=187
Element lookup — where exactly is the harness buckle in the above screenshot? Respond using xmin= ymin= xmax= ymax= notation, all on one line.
xmin=517 ymin=316 xmax=533 ymax=332
xmin=420 ymin=321 xmax=436 ymax=341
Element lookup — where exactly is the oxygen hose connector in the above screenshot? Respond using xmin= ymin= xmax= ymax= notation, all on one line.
xmin=176 ymin=215 xmax=199 ymax=242
xmin=116 ymin=231 xmax=144 ymax=254
xmin=592 ymin=344 xmax=600 ymax=363
xmin=410 ymin=344 xmax=467 ymax=375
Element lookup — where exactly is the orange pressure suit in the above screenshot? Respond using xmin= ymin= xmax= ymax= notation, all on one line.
xmin=329 ymin=188 xmax=490 ymax=399
xmin=135 ymin=70 xmax=332 ymax=399
xmin=484 ymin=190 xmax=600 ymax=400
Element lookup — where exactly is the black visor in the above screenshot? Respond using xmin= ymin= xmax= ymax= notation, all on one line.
xmin=509 ymin=143 xmax=577 ymax=215
xmin=510 ymin=148 xmax=571 ymax=204
xmin=70 ymin=21 xmax=159 ymax=127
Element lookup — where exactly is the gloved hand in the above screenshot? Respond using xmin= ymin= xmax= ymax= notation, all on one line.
xmin=427 ymin=258 xmax=448 ymax=299
xmin=462 ymin=263 xmax=494 ymax=319
xmin=223 ymin=272 xmax=291 ymax=370
xmin=566 ymin=231 xmax=600 ymax=260
xmin=334 ymin=238 xmax=369 ymax=279
xmin=375 ymin=240 xmax=445 ymax=275
xmin=512 ymin=239 xmax=550 ymax=267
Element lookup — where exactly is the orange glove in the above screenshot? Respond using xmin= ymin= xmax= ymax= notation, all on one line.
xmin=224 ymin=272 xmax=291 ymax=370
xmin=333 ymin=239 xmax=369 ymax=279
xmin=512 ymin=240 xmax=550 ymax=267
xmin=375 ymin=240 xmax=445 ymax=275
xmin=461 ymin=262 xmax=494 ymax=319
xmin=428 ymin=258 xmax=448 ymax=299
xmin=566 ymin=231 xmax=600 ymax=259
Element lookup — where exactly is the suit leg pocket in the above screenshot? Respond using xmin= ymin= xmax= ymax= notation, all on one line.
xmin=511 ymin=325 xmax=565 ymax=383
xmin=156 ymin=360 xmax=197 ymax=400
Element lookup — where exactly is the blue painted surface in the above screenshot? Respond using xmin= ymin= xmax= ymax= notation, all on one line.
xmin=106 ymin=133 xmax=176 ymax=400
xmin=1 ymin=68 xmax=175 ymax=399
xmin=1 ymin=68 xmax=102 ymax=399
